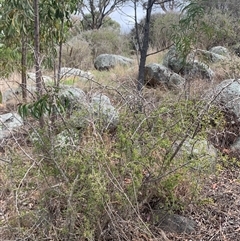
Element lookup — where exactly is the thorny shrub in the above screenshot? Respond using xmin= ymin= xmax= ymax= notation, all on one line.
xmin=0 ymin=91 xmax=226 ymax=240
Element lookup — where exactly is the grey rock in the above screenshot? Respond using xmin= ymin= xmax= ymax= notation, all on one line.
xmin=154 ymin=211 xmax=197 ymax=234
xmin=90 ymin=93 xmax=119 ymax=129
xmin=5 ymin=73 xmax=52 ymax=101
xmin=169 ymin=73 xmax=185 ymax=88
xmin=231 ymin=43 xmax=240 ymax=57
xmin=210 ymin=79 xmax=240 ymax=119
xmin=57 ymin=86 xmax=88 ymax=128
xmin=64 ymin=92 xmax=118 ymax=131
xmin=209 ymin=46 xmax=230 ymax=57
xmin=58 ymin=85 xmax=86 ymax=110
xmin=163 ymin=46 xmax=215 ymax=80
xmin=208 ymin=52 xmax=227 ymax=63
xmin=230 ymin=136 xmax=240 ymax=152
xmin=162 ymin=46 xmax=186 ymax=73
xmin=27 ymin=72 xmax=52 ymax=84
xmin=56 ymin=88 xmax=118 ymax=131
xmin=2 ymin=88 xmax=22 ymax=103
xmin=0 ymin=113 xmax=23 ymax=140
xmin=94 ymin=54 xmax=134 ymax=70
xmin=30 ymin=129 xmax=80 ymax=153
xmin=144 ymin=63 xmax=185 ymax=88
xmin=3 ymin=85 xmax=39 ymax=103
xmin=91 ymin=93 xmax=111 ymax=105
xmin=184 ymin=60 xmax=214 ymax=80
xmin=0 ymin=113 xmax=23 ymax=130
xmin=55 ymin=129 xmax=79 ymax=150
xmin=60 ymin=67 xmax=94 ymax=80
xmin=174 ymin=138 xmax=217 ymax=171
xmin=190 ymin=49 xmax=227 ymax=63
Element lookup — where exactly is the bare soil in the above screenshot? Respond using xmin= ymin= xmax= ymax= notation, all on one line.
xmin=162 ymin=167 xmax=240 ymax=241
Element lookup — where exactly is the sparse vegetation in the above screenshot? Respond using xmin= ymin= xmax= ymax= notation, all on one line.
xmin=1 ymin=0 xmax=240 ymax=240
xmin=1 ymin=58 xmax=240 ymax=239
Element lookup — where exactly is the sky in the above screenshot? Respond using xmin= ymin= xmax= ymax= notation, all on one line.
xmin=109 ymin=1 xmax=184 ymax=33
xmin=110 ymin=5 xmax=146 ymax=33
xmin=110 ymin=3 xmax=167 ymax=33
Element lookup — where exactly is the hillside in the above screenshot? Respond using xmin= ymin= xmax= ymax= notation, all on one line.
xmin=0 ymin=50 xmax=240 ymax=240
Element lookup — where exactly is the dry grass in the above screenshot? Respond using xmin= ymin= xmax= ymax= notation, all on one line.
xmin=0 ymin=72 xmax=21 ymax=92
xmin=1 ymin=54 xmax=240 ymax=240
xmin=163 ymin=168 xmax=240 ymax=241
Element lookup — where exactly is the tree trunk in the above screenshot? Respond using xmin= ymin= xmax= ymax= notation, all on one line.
xmin=21 ymin=35 xmax=27 ymax=102
xmin=137 ymin=0 xmax=155 ymax=93
xmin=34 ymin=0 xmax=44 ymax=127
xmin=56 ymin=20 xmax=64 ymax=87
xmin=34 ymin=0 xmax=42 ymax=96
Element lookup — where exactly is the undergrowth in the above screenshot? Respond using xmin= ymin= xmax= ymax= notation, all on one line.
xmin=0 ymin=90 xmax=226 ymax=240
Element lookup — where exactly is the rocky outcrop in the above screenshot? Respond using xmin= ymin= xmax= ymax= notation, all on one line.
xmin=188 ymin=47 xmax=231 ymax=63
xmin=163 ymin=46 xmax=215 ymax=80
xmin=209 ymin=46 xmax=230 ymax=57
xmin=57 ymin=87 xmax=118 ymax=130
xmin=29 ymin=90 xmax=119 ymax=148
xmin=162 ymin=46 xmax=185 ymax=73
xmin=144 ymin=63 xmax=185 ymax=89
xmin=0 ymin=113 xmax=23 ymax=140
xmin=210 ymin=79 xmax=240 ymax=119
xmin=184 ymin=60 xmax=214 ymax=80
xmin=58 ymin=85 xmax=87 ymax=111
xmin=174 ymin=138 xmax=217 ymax=170
xmin=94 ymin=54 xmax=134 ymax=70
xmin=2 ymin=72 xmax=53 ymax=103
xmin=153 ymin=210 xmax=197 ymax=234
xmin=190 ymin=49 xmax=227 ymax=63
xmin=60 ymin=67 xmax=94 ymax=81
xmin=27 ymin=72 xmax=52 ymax=84
xmin=207 ymin=79 xmax=240 ymax=154
xmin=90 ymin=93 xmax=119 ymax=130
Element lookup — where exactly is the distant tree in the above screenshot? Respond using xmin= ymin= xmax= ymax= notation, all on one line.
xmin=135 ymin=0 xmax=156 ymax=93
xmin=81 ymin=14 xmax=121 ymax=31
xmin=193 ymin=0 xmax=240 ymax=18
xmin=182 ymin=0 xmax=240 ymax=48
xmin=157 ymin=0 xmax=182 ymax=12
xmin=0 ymin=0 xmax=34 ymax=101
xmin=135 ymin=0 xmax=178 ymax=93
xmin=82 ymin=28 xmax=129 ymax=59
xmin=135 ymin=0 xmax=209 ymax=100
xmin=77 ymin=0 xmax=126 ymax=30
xmin=129 ymin=12 xmax=180 ymax=51
xmin=39 ymin=0 xmax=79 ymax=85
xmin=151 ymin=12 xmax=180 ymax=49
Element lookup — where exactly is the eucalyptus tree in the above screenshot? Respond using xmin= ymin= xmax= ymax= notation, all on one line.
xmin=135 ymin=0 xmax=209 ymax=95
xmin=80 ymin=13 xmax=120 ymax=31
xmin=39 ymin=0 xmax=80 ymax=86
xmin=34 ymin=0 xmax=42 ymax=97
xmin=135 ymin=0 xmax=179 ymax=93
xmin=0 ymin=0 xmax=34 ymax=101
xmin=0 ymin=0 xmax=79 ymax=101
xmin=78 ymin=0 xmax=126 ymax=30
xmin=22 ymin=0 xmax=80 ymax=127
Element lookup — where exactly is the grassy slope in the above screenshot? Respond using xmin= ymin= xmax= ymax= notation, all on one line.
xmin=0 ymin=52 xmax=240 ymax=240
